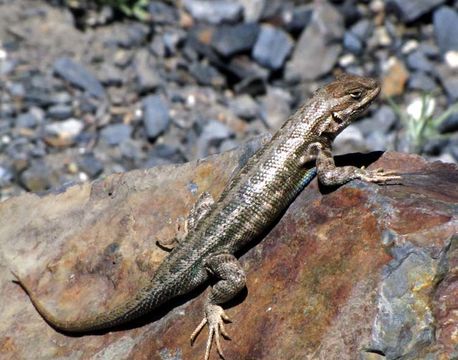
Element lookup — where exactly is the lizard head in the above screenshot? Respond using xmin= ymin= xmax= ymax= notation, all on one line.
xmin=321 ymin=73 xmax=380 ymax=136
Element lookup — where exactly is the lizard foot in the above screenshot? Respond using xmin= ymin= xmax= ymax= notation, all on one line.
xmin=190 ymin=304 xmax=231 ymax=360
xmin=358 ymin=167 xmax=401 ymax=183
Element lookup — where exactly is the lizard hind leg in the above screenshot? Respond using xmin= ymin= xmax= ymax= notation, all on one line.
xmin=157 ymin=192 xmax=215 ymax=250
xmin=190 ymin=253 xmax=246 ymax=360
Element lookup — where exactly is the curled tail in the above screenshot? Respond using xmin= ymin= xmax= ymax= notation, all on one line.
xmin=11 ymin=270 xmax=163 ymax=333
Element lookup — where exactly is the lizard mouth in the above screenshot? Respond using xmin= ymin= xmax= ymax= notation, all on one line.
xmin=332 ymin=112 xmax=344 ymax=123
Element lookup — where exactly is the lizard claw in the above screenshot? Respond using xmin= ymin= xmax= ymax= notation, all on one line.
xmin=190 ymin=304 xmax=231 ymax=360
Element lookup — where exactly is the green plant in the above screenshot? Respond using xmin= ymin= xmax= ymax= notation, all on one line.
xmin=388 ymin=94 xmax=458 ymax=154
xmin=100 ymin=0 xmax=150 ymax=20
xmin=66 ymin=0 xmax=150 ymax=21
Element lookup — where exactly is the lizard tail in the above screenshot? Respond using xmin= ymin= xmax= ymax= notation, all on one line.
xmin=11 ymin=270 xmax=157 ymax=333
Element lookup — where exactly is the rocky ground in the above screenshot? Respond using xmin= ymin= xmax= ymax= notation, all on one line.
xmin=1 ymin=0 xmax=458 ymax=201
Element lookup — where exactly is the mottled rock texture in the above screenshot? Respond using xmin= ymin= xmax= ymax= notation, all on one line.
xmin=0 ymin=140 xmax=456 ymax=359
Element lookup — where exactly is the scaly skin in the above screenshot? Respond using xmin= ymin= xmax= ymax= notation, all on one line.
xmin=14 ymin=73 xmax=400 ymax=359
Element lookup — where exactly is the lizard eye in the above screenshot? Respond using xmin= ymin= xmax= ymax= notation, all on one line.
xmin=350 ymin=90 xmax=362 ymax=99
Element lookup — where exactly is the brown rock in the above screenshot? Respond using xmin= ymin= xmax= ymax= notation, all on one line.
xmin=381 ymin=58 xmax=410 ymax=97
xmin=0 ymin=144 xmax=456 ymax=359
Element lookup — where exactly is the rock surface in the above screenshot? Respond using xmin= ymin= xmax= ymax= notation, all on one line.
xmin=0 ymin=141 xmax=457 ymax=359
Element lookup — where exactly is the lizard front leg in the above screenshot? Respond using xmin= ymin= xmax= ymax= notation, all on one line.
xmin=316 ymin=146 xmax=400 ymax=185
xmin=190 ymin=253 xmax=246 ymax=360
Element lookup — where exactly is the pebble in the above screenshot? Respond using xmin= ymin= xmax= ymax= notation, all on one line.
xmin=78 ymin=153 xmax=104 ymax=178
xmin=357 ymin=105 xmax=397 ymax=136
xmin=445 ymin=51 xmax=458 ymax=68
xmin=260 ymin=87 xmax=291 ymax=129
xmin=44 ymin=119 xmax=84 ymax=147
xmin=16 ymin=111 xmax=39 ymax=129
xmin=47 ymin=104 xmax=73 ymax=120
xmin=53 ymin=57 xmax=106 ymax=99
xmin=0 ymin=166 xmax=13 ymax=187
xmin=386 ymin=0 xmax=446 ymax=23
xmin=433 ymin=6 xmax=458 ymax=56
xmin=405 ymin=51 xmax=434 ymax=73
xmin=133 ymin=50 xmax=161 ymax=93
xmin=100 ymin=123 xmax=133 ymax=145
xmin=252 ymin=25 xmax=293 ymax=70
xmin=110 ymin=23 xmax=150 ymax=48
xmin=283 ymin=5 xmax=313 ymax=34
xmin=438 ymin=113 xmax=458 ymax=134
xmin=197 ymin=120 xmax=234 ymax=158
xmin=228 ymin=95 xmax=259 ymax=120
xmin=381 ymin=58 xmax=409 ymax=97
xmin=211 ymin=23 xmax=259 ymax=57
xmin=408 ymin=72 xmax=437 ymax=92
xmin=148 ymin=1 xmax=178 ymax=24
xmin=437 ymin=65 xmax=458 ymax=101
xmin=97 ymin=64 xmax=123 ymax=87
xmin=183 ymin=0 xmax=243 ymax=24
xmin=240 ymin=0 xmax=265 ymax=22
xmin=143 ymin=95 xmax=170 ymax=140
xmin=20 ymin=162 xmax=57 ymax=192
xmin=285 ymin=2 xmax=343 ymax=81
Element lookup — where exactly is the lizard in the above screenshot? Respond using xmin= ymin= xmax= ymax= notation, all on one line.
xmin=13 ymin=73 xmax=400 ymax=360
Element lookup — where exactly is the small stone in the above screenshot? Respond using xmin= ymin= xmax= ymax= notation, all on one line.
xmin=16 ymin=112 xmax=38 ymax=129
xmin=350 ymin=19 xmax=373 ymax=41
xmin=357 ymin=105 xmax=397 ymax=136
xmin=148 ymin=144 xmax=185 ymax=164
xmin=406 ymin=51 xmax=434 ymax=73
xmin=47 ymin=104 xmax=73 ymax=120
xmin=386 ymin=0 xmax=445 ymax=23
xmin=148 ymin=1 xmax=178 ymax=24
xmin=228 ymin=95 xmax=259 ymax=120
xmin=197 ymin=120 xmax=234 ymax=158
xmin=408 ymin=72 xmax=437 ymax=92
xmin=0 ymin=166 xmax=13 ymax=187
xmin=343 ymin=32 xmax=363 ymax=54
xmin=67 ymin=162 xmax=78 ymax=174
xmin=163 ymin=30 xmax=185 ymax=56
xmin=333 ymin=124 xmax=367 ymax=155
xmin=381 ymin=58 xmax=409 ymax=97
xmin=143 ymin=95 xmax=170 ymax=140
xmin=8 ymin=83 xmax=25 ymax=97
xmin=100 ymin=124 xmax=133 ymax=146
xmin=183 ymin=0 xmax=243 ymax=24
xmin=189 ymin=62 xmax=225 ymax=87
xmin=438 ymin=113 xmax=458 ymax=134
xmin=114 ymin=50 xmax=132 ymax=68
xmin=111 ymin=23 xmax=150 ymax=48
xmin=260 ymin=87 xmax=291 ymax=130
xmin=97 ymin=64 xmax=123 ymax=87
xmin=449 ymin=138 xmax=458 ymax=161
xmin=53 ymin=57 xmax=105 ymax=99
xmin=44 ymin=119 xmax=84 ymax=147
xmin=211 ymin=23 xmax=259 ymax=57
xmin=433 ymin=6 xmax=458 ymax=56
xmin=49 ymin=92 xmax=72 ymax=105
xmin=234 ymin=76 xmax=267 ymax=96
xmin=285 ymin=2 xmax=343 ymax=82
xmin=133 ymin=50 xmax=161 ymax=93
xmin=445 ymin=50 xmax=458 ymax=68
xmin=252 ymin=25 xmax=293 ymax=70
xmin=78 ymin=153 xmax=104 ymax=178
xmin=20 ymin=162 xmax=57 ymax=192
xmin=283 ymin=5 xmax=313 ymax=34
xmin=437 ymin=65 xmax=458 ymax=101
xmin=240 ymin=0 xmax=265 ymax=22
xmin=422 ymin=138 xmax=449 ymax=156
